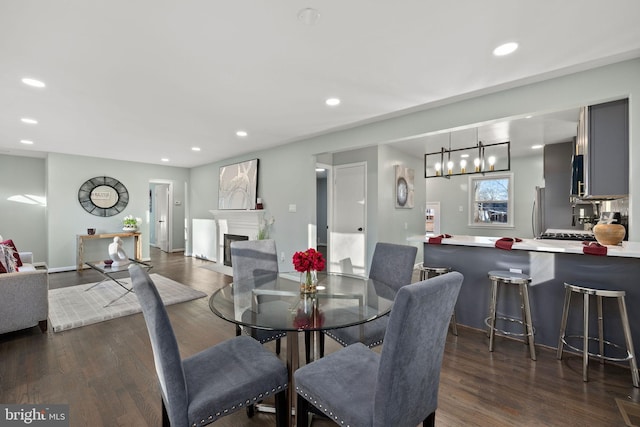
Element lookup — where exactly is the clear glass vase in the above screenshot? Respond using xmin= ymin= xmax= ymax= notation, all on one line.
xmin=300 ymin=270 xmax=318 ymax=294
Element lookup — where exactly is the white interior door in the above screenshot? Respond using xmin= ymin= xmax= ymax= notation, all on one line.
xmin=331 ymin=162 xmax=366 ymax=275
xmin=155 ymin=184 xmax=170 ymax=252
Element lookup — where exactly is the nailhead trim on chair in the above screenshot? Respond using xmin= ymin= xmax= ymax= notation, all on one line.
xmin=241 ymin=328 xmax=287 ymax=343
xmin=260 ymin=332 xmax=287 ymax=343
xmin=368 ymin=339 xmax=383 ymax=347
xmin=323 ymin=331 xmax=348 ymax=347
xmin=324 ymin=331 xmax=383 ymax=349
xmin=192 ymin=384 xmax=286 ymax=427
xmin=296 ymin=386 xmax=351 ymax=427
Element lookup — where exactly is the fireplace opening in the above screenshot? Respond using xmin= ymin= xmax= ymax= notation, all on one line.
xmin=223 ymin=234 xmax=249 ymax=267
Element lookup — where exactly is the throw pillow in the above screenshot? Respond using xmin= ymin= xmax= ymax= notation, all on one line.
xmin=0 ymin=239 xmax=22 ymax=267
xmin=0 ymin=244 xmax=17 ymax=273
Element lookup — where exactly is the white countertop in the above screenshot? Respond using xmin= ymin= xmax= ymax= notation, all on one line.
xmin=408 ymin=234 xmax=640 ymax=258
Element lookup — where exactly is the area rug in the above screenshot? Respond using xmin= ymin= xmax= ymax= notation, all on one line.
xmin=48 ymin=274 xmax=207 ymax=332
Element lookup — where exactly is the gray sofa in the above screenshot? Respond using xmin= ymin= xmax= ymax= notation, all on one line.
xmin=0 ymin=251 xmax=48 ymax=334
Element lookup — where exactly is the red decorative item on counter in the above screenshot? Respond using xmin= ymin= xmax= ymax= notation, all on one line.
xmin=428 ymin=234 xmax=452 ymax=244
xmin=495 ymin=237 xmax=522 ymax=250
xmin=582 ymin=241 xmax=607 ymax=256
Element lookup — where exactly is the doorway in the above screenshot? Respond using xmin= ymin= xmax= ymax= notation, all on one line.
xmin=316 ymin=164 xmax=330 ymax=265
xmin=150 ymin=181 xmax=172 ymax=253
xmin=330 ymin=162 xmax=367 ymax=275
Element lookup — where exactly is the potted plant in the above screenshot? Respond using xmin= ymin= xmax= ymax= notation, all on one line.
xmin=122 ymin=215 xmax=141 ymax=232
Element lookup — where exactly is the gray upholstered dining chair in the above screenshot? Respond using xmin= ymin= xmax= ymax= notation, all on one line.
xmin=230 ymin=239 xmax=286 ymax=354
xmin=321 ymin=242 xmax=417 ymax=353
xmin=129 ymin=264 xmax=288 ymax=427
xmin=295 ymin=271 xmax=463 ymax=427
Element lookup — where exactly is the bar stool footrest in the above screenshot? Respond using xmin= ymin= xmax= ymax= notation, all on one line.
xmin=485 ymin=315 xmax=535 ymax=338
xmin=561 ymin=335 xmax=635 ymax=363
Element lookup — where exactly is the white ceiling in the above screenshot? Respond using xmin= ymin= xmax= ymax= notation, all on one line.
xmin=1 ymin=1 xmax=640 ymax=168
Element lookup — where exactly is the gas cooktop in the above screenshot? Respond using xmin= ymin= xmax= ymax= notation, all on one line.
xmin=538 ymin=232 xmax=596 ymax=241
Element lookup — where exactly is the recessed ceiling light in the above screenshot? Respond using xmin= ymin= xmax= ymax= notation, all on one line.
xmin=297 ymin=8 xmax=320 ymax=25
xmin=525 ymin=115 xmax=533 ymax=119
xmin=315 ymin=168 xmax=326 ymax=172
xmin=20 ymin=139 xmax=34 ymax=145
xmin=531 ymin=144 xmax=544 ymax=150
xmin=21 ymin=78 xmax=46 ymax=88
xmin=236 ymin=130 xmax=248 ymax=137
xmin=460 ymin=154 xmax=470 ymax=158
xmin=21 ymin=117 xmax=38 ymax=124
xmin=493 ymin=42 xmax=518 ymax=56
xmin=192 ymin=147 xmax=201 ymax=151
xmin=325 ymin=98 xmax=341 ymax=107
xmin=161 ymin=158 xmax=169 ymax=162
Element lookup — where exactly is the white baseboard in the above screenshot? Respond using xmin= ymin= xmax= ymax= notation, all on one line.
xmin=49 ymin=265 xmax=78 ymax=273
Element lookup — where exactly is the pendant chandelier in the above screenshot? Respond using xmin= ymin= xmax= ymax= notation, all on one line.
xmin=424 ymin=130 xmax=510 ymax=178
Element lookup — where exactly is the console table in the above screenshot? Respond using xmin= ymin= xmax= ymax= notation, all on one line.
xmin=76 ymin=231 xmax=142 ymax=270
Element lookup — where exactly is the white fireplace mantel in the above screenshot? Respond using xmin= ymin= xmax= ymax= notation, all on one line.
xmin=209 ymin=210 xmax=265 ymax=268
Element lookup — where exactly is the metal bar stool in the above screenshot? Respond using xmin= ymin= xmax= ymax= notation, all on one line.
xmin=556 ymin=282 xmax=639 ymax=387
xmin=418 ymin=263 xmax=457 ymax=335
xmin=485 ymin=270 xmax=536 ymax=360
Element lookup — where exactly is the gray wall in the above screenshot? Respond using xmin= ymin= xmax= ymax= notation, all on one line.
xmin=46 ymin=153 xmax=189 ymax=270
xmin=190 ymin=142 xmax=316 ymax=271
xmin=0 ymin=155 xmax=47 ymax=261
xmin=377 ymin=144 xmax=426 ymax=263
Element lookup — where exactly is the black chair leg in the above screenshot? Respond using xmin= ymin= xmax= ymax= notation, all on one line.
xmin=424 ymin=411 xmax=435 ymax=427
xmin=304 ymin=331 xmax=311 ymax=363
xmin=246 ymin=404 xmax=255 ymax=418
xmin=235 ymin=325 xmax=241 ymax=336
xmin=296 ymin=394 xmax=310 ymax=427
xmin=275 ymin=338 xmax=281 ymax=355
xmin=161 ymin=399 xmax=170 ymax=427
xmin=275 ymin=389 xmax=289 ymax=427
xmin=304 ymin=331 xmax=325 ymax=362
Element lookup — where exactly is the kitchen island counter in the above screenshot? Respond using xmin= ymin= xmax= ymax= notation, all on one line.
xmin=408 ymin=234 xmax=640 ymax=258
xmin=412 ymin=234 xmax=640 ymax=353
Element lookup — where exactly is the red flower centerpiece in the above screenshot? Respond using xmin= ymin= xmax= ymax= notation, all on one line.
xmin=292 ymin=248 xmax=325 ymax=294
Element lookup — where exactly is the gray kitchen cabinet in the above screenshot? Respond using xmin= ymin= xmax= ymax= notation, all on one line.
xmin=586 ymin=98 xmax=629 ymax=198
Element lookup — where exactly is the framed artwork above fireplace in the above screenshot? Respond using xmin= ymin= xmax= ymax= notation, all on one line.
xmin=218 ymin=158 xmax=259 ymax=210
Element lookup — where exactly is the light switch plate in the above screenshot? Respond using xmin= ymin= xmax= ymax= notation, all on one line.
xmin=289 ymin=204 xmax=297 ymax=212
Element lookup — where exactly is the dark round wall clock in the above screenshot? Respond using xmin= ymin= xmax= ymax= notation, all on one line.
xmin=78 ymin=176 xmax=129 ymax=217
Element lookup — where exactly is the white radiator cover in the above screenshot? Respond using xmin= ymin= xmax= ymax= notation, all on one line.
xmin=192 ymin=219 xmax=216 ymax=260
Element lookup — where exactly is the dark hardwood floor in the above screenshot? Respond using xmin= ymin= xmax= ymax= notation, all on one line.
xmin=1 ymin=248 xmax=638 ymax=426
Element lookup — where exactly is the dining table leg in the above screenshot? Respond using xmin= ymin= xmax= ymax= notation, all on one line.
xmin=286 ymin=330 xmax=299 ymax=427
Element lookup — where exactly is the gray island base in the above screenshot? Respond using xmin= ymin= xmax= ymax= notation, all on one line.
xmin=422 ymin=239 xmax=640 ymax=357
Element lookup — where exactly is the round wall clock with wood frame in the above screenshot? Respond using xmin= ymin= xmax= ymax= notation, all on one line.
xmin=78 ymin=176 xmax=129 ymax=217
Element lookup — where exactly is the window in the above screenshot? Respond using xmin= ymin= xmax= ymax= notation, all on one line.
xmin=469 ymin=173 xmax=513 ymax=227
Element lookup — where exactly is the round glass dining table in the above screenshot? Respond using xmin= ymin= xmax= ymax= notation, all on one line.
xmin=208 ymin=271 xmax=396 ymax=426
